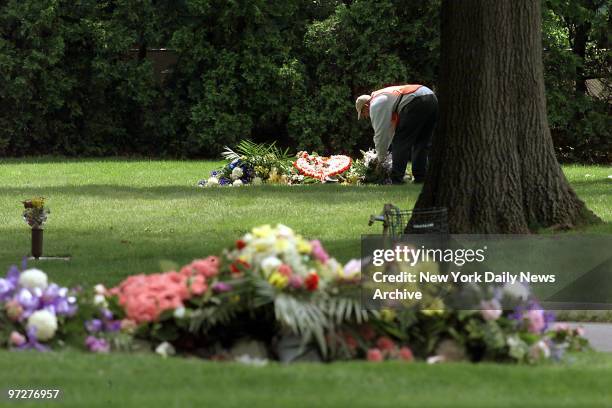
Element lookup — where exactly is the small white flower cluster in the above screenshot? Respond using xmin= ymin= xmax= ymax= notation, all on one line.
xmin=363 ymin=149 xmax=392 ymax=170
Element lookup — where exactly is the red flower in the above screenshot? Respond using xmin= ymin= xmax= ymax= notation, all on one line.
xmin=236 ymin=239 xmax=246 ymax=250
xmin=399 ymin=347 xmax=414 ymax=362
xmin=304 ymin=272 xmax=319 ymax=291
xmin=367 ymin=348 xmax=384 ymax=362
xmin=376 ymin=336 xmax=396 ymax=352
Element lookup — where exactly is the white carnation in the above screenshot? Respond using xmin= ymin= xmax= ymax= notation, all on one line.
xmin=206 ymin=176 xmax=219 ymax=186
xmin=261 ymin=256 xmax=282 ymax=275
xmin=232 ymin=179 xmax=243 ymax=186
xmin=19 ymin=268 xmax=48 ymax=290
xmin=231 ymin=167 xmax=244 ymax=180
xmin=27 ymin=310 xmax=58 ymax=341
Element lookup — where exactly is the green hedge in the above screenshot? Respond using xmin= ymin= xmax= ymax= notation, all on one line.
xmin=0 ymin=0 xmax=608 ymax=161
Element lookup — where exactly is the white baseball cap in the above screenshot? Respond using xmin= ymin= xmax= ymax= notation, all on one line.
xmin=355 ymin=95 xmax=371 ymax=120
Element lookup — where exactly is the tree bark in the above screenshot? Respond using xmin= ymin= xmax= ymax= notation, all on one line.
xmin=412 ymin=0 xmax=599 ymax=233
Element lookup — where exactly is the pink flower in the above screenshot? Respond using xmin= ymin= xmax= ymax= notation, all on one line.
xmin=575 ymin=326 xmax=585 ymax=337
xmin=376 ymin=336 xmax=396 ymax=352
xmin=278 ymin=264 xmax=293 ymax=277
xmin=188 ymin=275 xmax=207 ymax=295
xmin=367 ymin=348 xmax=384 ymax=362
xmin=310 ymin=240 xmax=329 ymax=264
xmin=288 ymin=275 xmax=303 ymax=289
xmin=10 ymin=331 xmax=26 ymax=346
xmin=526 ymin=309 xmax=546 ymax=333
xmin=399 ymin=347 xmax=414 ymax=362
xmin=359 ymin=324 xmax=376 ymax=341
xmin=553 ymin=323 xmax=570 ymax=332
xmin=480 ymin=299 xmax=502 ymax=321
xmin=188 ymin=256 xmax=220 ymax=278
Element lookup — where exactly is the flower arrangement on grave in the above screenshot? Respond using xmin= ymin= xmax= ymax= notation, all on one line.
xmin=22 ymin=197 xmax=49 ymax=228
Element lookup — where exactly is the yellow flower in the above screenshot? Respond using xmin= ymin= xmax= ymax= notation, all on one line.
xmin=296 ymin=238 xmax=312 ymax=254
xmin=268 ymin=272 xmax=289 ymax=289
xmin=252 ymin=224 xmax=273 ymax=238
xmin=421 ymin=298 xmax=445 ymax=316
xmin=380 ymin=309 xmax=397 ymax=322
xmin=31 ymin=197 xmax=45 ymax=209
xmin=274 ymin=238 xmax=290 ymax=253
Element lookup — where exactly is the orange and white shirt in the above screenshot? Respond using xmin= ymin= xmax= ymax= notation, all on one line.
xmin=369 ymin=85 xmax=433 ymax=161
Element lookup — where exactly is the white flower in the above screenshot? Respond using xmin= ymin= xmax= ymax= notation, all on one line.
xmin=252 ymin=177 xmax=263 ymax=185
xmin=19 ymin=269 xmax=48 ymax=290
xmin=173 ymin=307 xmax=186 ymax=319
xmin=275 ymin=224 xmax=294 ymax=238
xmin=93 ymin=294 xmax=108 ymax=307
xmin=206 ymin=176 xmax=219 ymax=186
xmin=94 ymin=284 xmax=106 ymax=294
xmin=341 ymin=259 xmax=361 ymax=280
xmin=232 ymin=179 xmax=243 ymax=186
xmin=231 ymin=167 xmax=244 ymax=180
xmin=155 ymin=341 xmax=175 ymax=358
xmin=503 ymin=282 xmax=529 ymax=301
xmin=261 ymin=256 xmax=282 ymax=275
xmin=27 ymin=310 xmax=58 ymax=341
xmin=529 ymin=340 xmax=551 ymax=361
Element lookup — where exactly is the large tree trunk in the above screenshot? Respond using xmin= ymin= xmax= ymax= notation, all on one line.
xmin=413 ymin=0 xmax=599 ymax=233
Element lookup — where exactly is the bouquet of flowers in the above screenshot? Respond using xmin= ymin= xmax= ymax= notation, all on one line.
xmin=22 ymin=197 xmax=49 ymax=228
xmin=198 ymin=140 xmax=293 ymax=187
xmin=0 ymin=262 xmax=78 ymax=350
xmin=346 ymin=150 xmax=393 ymax=184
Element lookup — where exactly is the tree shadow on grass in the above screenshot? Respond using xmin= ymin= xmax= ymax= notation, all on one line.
xmin=0 ymin=184 xmax=422 ymax=204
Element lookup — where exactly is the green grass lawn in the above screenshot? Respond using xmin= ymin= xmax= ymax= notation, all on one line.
xmin=1 ymin=350 xmax=611 ymax=408
xmin=0 ymin=159 xmax=610 ymax=407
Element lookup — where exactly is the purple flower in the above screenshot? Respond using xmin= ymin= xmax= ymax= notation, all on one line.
xmin=0 ymin=278 xmax=15 ymax=301
xmin=219 ymin=177 xmax=231 ymax=186
xmin=101 ymin=309 xmax=114 ymax=321
xmin=511 ymin=300 xmax=555 ymax=333
xmin=104 ymin=320 xmax=122 ymax=332
xmin=212 ymin=282 xmax=232 ymax=294
xmin=15 ymin=288 xmax=40 ymax=317
xmin=85 ymin=336 xmax=110 ymax=353
xmin=17 ymin=327 xmax=50 ymax=352
xmin=85 ymin=319 xmax=103 ymax=333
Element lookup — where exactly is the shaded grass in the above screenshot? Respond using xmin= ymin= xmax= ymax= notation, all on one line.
xmin=0 ymin=350 xmax=611 ymax=408
xmin=0 ymin=159 xmax=609 ymax=288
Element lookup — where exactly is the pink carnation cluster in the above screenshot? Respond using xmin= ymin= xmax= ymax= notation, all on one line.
xmin=110 ymin=256 xmax=219 ymax=323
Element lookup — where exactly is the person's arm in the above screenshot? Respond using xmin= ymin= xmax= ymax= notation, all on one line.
xmin=369 ymin=95 xmax=394 ymax=162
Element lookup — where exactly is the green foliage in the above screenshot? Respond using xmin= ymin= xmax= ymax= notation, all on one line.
xmin=0 ymin=0 xmax=607 ymax=162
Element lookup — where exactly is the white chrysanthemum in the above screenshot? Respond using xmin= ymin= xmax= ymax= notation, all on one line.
xmin=231 ymin=167 xmax=244 ymax=180
xmin=27 ymin=310 xmax=58 ymax=341
xmin=252 ymin=177 xmax=263 ymax=185
xmin=19 ymin=268 xmax=48 ymax=290
xmin=261 ymin=256 xmax=282 ymax=275
xmin=232 ymin=179 xmax=243 ymax=186
xmin=206 ymin=176 xmax=219 ymax=186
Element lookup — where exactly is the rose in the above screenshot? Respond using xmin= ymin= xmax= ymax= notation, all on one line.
xmin=27 ymin=310 xmax=58 ymax=341
xmin=18 ymin=269 xmax=48 ymax=290
xmin=304 ymin=272 xmax=319 ymax=291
